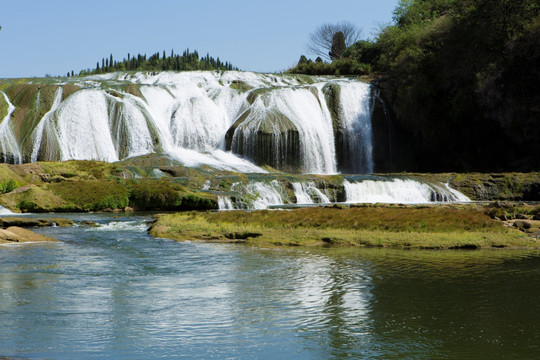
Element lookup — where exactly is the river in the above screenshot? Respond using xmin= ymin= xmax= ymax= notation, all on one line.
xmin=1 ymin=213 xmax=539 ymax=359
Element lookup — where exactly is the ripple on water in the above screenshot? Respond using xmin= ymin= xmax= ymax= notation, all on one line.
xmin=1 ymin=215 xmax=540 ymax=359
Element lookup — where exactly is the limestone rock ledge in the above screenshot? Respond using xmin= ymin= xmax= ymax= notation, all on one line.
xmin=0 ymin=226 xmax=58 ymax=244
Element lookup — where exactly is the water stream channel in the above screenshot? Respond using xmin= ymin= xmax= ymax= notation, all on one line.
xmin=1 ymin=213 xmax=539 ymax=359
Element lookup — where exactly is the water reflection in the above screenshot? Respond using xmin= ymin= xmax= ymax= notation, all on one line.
xmin=1 ymin=216 xmax=540 ymax=359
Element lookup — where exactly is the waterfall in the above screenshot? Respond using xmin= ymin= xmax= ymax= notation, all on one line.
xmin=248 ymin=181 xmax=286 ymax=209
xmin=31 ymin=87 xmax=64 ymax=162
xmin=443 ymin=183 xmax=471 ymax=202
xmin=217 ymin=196 xmax=234 ymax=210
xmin=343 ymin=179 xmax=469 ymax=204
xmin=0 ymin=205 xmax=14 ymax=215
xmin=1 ymin=72 xmax=379 ymax=174
xmin=229 ymin=180 xmax=288 ymax=209
xmin=337 ymin=82 xmax=374 ymax=174
xmin=230 ymin=86 xmax=337 ymax=174
xmin=221 ymin=178 xmax=469 ymax=210
xmin=292 ymin=182 xmax=330 ymax=204
xmin=0 ymin=92 xmax=22 ymax=164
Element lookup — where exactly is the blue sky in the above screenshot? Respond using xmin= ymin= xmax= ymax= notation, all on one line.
xmin=0 ymin=0 xmax=398 ymax=78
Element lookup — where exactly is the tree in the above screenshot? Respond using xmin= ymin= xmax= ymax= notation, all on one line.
xmin=306 ymin=21 xmax=361 ymax=60
xmin=329 ymin=31 xmax=346 ymax=60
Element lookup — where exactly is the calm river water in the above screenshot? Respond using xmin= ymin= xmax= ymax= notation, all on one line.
xmin=1 ymin=214 xmax=539 ymax=359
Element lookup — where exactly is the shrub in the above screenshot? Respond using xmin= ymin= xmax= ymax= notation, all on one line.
xmin=0 ymin=179 xmax=18 ymax=194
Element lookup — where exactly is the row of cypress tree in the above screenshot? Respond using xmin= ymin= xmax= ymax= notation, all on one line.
xmin=67 ymin=49 xmax=238 ymax=77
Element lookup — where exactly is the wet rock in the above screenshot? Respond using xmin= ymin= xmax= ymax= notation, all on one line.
xmin=78 ymin=220 xmax=100 ymax=227
xmin=513 ymin=220 xmax=532 ymax=230
xmin=224 ymin=232 xmax=262 ymax=240
xmin=0 ymin=217 xmax=73 ymax=228
xmin=226 ymin=108 xmax=301 ymax=172
xmin=449 ymin=244 xmax=480 ymax=250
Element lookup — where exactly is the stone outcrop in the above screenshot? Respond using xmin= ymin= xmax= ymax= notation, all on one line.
xmin=226 ymin=109 xmax=301 ymax=172
xmin=0 ymin=226 xmax=57 ymax=244
xmin=0 ymin=217 xmax=73 ymax=228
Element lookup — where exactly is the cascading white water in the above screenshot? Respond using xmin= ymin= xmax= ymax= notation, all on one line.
xmin=217 ymin=196 xmax=234 ymax=210
xmin=135 ymin=76 xmax=263 ymax=172
xmin=230 ymin=86 xmax=337 ymax=174
xmin=0 ymin=204 xmax=14 ymax=214
xmin=443 ymin=183 xmax=471 ymax=202
xmin=0 ymin=92 xmax=22 ymax=164
xmin=2 ymin=72 xmax=380 ymax=174
xmin=229 ymin=180 xmax=288 ymax=209
xmin=343 ymin=179 xmax=469 ymax=204
xmin=337 ymin=82 xmax=374 ymax=174
xmin=54 ymin=90 xmax=119 ymax=161
xmin=249 ymin=181 xmax=285 ymax=209
xmin=31 ymin=87 xmax=64 ymax=162
xmin=221 ymin=178 xmax=469 ymax=210
xmin=292 ymin=182 xmax=330 ymax=204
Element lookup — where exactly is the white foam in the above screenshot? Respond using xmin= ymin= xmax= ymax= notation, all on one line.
xmin=5 ymin=72 xmax=377 ymax=174
xmin=292 ymin=182 xmax=330 ymax=204
xmin=0 ymin=92 xmax=22 ymax=163
xmin=343 ymin=179 xmax=469 ymax=204
xmin=94 ymin=221 xmax=148 ymax=232
xmin=217 ymin=196 xmax=234 ymax=210
xmin=0 ymin=205 xmax=14 ymax=214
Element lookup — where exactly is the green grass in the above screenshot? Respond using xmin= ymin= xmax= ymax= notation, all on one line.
xmin=150 ymin=205 xmax=536 ymax=249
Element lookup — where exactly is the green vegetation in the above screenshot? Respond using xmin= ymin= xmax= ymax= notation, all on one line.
xmin=0 ymin=160 xmax=538 ymax=213
xmin=76 ymin=49 xmax=238 ymax=76
xmin=0 ymin=179 xmax=17 ymax=194
xmin=289 ymin=0 xmax=540 ymax=171
xmin=47 ymin=180 xmax=130 ymax=211
xmin=128 ymin=179 xmax=215 ymax=210
xmin=0 ymin=160 xmax=218 ymax=212
xmin=149 ymin=205 xmax=537 ymax=249
xmin=291 ymin=56 xmax=372 ymax=76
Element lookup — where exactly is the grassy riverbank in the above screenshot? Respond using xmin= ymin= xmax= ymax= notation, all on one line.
xmin=149 ymin=205 xmax=539 ymax=249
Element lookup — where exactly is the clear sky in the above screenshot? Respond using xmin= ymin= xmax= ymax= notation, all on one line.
xmin=0 ymin=0 xmax=399 ymax=78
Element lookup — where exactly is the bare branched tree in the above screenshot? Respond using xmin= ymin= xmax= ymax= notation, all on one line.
xmin=306 ymin=21 xmax=362 ymax=60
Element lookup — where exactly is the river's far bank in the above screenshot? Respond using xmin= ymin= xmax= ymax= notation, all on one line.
xmin=149 ymin=204 xmax=540 ymax=250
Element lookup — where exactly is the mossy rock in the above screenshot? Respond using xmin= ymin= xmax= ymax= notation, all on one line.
xmin=47 ymin=180 xmax=129 ymax=211
xmin=246 ymin=88 xmax=274 ymax=105
xmin=0 ymin=185 xmax=70 ymax=212
xmin=230 ymin=80 xmax=253 ymax=93
xmin=226 ymin=108 xmax=301 ymax=172
xmin=127 ymin=178 xmax=217 ymax=210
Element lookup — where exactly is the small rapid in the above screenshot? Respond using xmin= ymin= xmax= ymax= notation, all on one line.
xmin=217 ymin=178 xmax=469 ymax=210
xmin=343 ymin=178 xmax=470 ymax=204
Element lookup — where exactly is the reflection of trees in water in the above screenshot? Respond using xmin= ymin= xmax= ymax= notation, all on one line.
xmin=367 ymin=249 xmax=540 ymax=359
xmin=230 ymin=249 xmax=374 ymax=358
